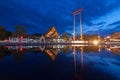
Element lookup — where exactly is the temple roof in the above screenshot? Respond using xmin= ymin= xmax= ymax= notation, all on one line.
xmin=45 ymin=26 xmax=59 ymax=38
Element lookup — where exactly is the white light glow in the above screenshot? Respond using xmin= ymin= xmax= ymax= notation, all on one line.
xmin=93 ymin=40 xmax=99 ymax=45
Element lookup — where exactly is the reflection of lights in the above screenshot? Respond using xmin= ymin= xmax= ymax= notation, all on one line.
xmin=19 ymin=45 xmax=23 ymax=52
xmin=73 ymin=52 xmax=74 ymax=54
xmin=20 ymin=47 xmax=23 ymax=51
xmin=93 ymin=40 xmax=99 ymax=45
xmin=98 ymin=45 xmax=101 ymax=52
xmin=98 ymin=48 xmax=101 ymax=52
xmin=108 ymin=48 xmax=111 ymax=51
xmin=71 ymin=41 xmax=88 ymax=43
xmin=71 ymin=44 xmax=85 ymax=47
xmin=107 ymin=48 xmax=111 ymax=51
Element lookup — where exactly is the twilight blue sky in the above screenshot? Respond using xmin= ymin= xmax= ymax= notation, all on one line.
xmin=0 ymin=0 xmax=120 ymax=36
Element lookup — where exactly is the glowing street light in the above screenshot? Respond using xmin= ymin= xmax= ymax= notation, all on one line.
xmin=93 ymin=40 xmax=99 ymax=45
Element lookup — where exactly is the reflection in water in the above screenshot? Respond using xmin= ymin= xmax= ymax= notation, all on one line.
xmin=104 ymin=45 xmax=120 ymax=55
xmin=74 ymin=46 xmax=84 ymax=80
xmin=2 ymin=45 xmax=120 ymax=62
xmin=0 ymin=45 xmax=120 ymax=79
xmin=39 ymin=45 xmax=45 ymax=52
xmin=107 ymin=45 xmax=120 ymax=55
xmin=72 ymin=45 xmax=120 ymax=80
xmin=3 ymin=45 xmax=65 ymax=62
xmin=81 ymin=46 xmax=84 ymax=73
xmin=44 ymin=49 xmax=59 ymax=61
xmin=73 ymin=46 xmax=76 ymax=78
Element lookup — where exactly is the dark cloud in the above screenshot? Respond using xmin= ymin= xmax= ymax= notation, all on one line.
xmin=108 ymin=21 xmax=120 ymax=26
xmin=112 ymin=25 xmax=120 ymax=32
xmin=81 ymin=0 xmax=120 ymax=26
xmin=95 ymin=22 xmax=106 ymax=26
xmin=84 ymin=22 xmax=106 ymax=26
xmin=86 ymin=26 xmax=120 ymax=37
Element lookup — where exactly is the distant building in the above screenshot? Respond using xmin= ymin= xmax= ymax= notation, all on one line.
xmin=105 ymin=32 xmax=120 ymax=42
xmin=108 ymin=32 xmax=120 ymax=42
xmin=9 ymin=34 xmax=46 ymax=43
xmin=9 ymin=37 xmax=29 ymax=43
xmin=110 ymin=32 xmax=120 ymax=39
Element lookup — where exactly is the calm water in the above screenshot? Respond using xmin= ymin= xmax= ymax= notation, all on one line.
xmin=0 ymin=45 xmax=120 ymax=80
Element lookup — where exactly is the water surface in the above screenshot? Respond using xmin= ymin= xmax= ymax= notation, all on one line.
xmin=0 ymin=45 xmax=120 ymax=80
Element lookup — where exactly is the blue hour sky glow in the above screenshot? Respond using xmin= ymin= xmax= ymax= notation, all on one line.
xmin=0 ymin=0 xmax=120 ymax=36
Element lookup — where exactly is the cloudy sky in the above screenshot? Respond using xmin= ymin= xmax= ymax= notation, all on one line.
xmin=0 ymin=0 xmax=120 ymax=36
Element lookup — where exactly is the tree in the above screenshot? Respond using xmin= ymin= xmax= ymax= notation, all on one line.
xmin=61 ymin=32 xmax=69 ymax=41
xmin=6 ymin=31 xmax=12 ymax=38
xmin=83 ymin=34 xmax=91 ymax=41
xmin=90 ymin=34 xmax=98 ymax=41
xmin=0 ymin=26 xmax=7 ymax=40
xmin=13 ymin=25 xmax=27 ymax=37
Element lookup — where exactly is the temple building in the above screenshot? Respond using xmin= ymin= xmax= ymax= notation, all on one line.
xmin=109 ymin=32 xmax=120 ymax=42
xmin=8 ymin=26 xmax=64 ymax=43
xmin=45 ymin=26 xmax=64 ymax=43
xmin=45 ymin=26 xmax=59 ymax=38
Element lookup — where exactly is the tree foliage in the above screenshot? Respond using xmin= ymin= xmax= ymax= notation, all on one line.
xmin=61 ymin=32 xmax=69 ymax=41
xmin=13 ymin=25 xmax=27 ymax=37
xmin=83 ymin=34 xmax=98 ymax=41
xmin=0 ymin=26 xmax=6 ymax=40
xmin=0 ymin=26 xmax=12 ymax=40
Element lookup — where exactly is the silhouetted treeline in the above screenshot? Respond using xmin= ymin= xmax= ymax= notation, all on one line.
xmin=0 ymin=25 xmax=104 ymax=41
xmin=0 ymin=25 xmax=45 ymax=40
xmin=0 ymin=26 xmax=12 ymax=40
xmin=0 ymin=25 xmax=27 ymax=40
